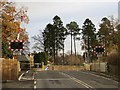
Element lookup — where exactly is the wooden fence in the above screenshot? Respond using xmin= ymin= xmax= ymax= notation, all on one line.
xmin=2 ymin=59 xmax=21 ymax=80
xmin=0 ymin=59 xmax=2 ymax=81
xmin=43 ymin=65 xmax=84 ymax=71
xmin=84 ymin=62 xmax=107 ymax=72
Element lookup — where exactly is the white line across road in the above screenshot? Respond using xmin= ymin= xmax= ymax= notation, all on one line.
xmin=21 ymin=77 xmax=34 ymax=80
xmin=35 ymin=78 xmax=71 ymax=81
xmin=59 ymin=72 xmax=96 ymax=90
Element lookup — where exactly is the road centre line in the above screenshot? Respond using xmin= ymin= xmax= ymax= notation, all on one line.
xmin=34 ymin=85 xmax=36 ymax=90
xmin=59 ymin=72 xmax=96 ymax=90
xmin=33 ymin=73 xmax=35 ymax=80
xmin=34 ymin=80 xmax=37 ymax=84
xmin=34 ymin=76 xmax=37 ymax=90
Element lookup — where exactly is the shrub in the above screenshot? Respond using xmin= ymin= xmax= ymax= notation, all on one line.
xmin=107 ymin=52 xmax=119 ymax=66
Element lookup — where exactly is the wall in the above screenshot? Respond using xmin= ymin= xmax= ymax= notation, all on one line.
xmin=43 ymin=65 xmax=84 ymax=71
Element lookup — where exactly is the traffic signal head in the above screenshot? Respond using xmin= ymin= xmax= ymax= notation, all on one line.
xmin=94 ymin=46 xmax=105 ymax=54
xmin=95 ymin=47 xmax=104 ymax=53
xmin=9 ymin=40 xmax=24 ymax=51
xmin=10 ymin=42 xmax=23 ymax=49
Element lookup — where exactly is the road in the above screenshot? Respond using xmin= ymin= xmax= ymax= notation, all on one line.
xmin=2 ymin=70 xmax=119 ymax=90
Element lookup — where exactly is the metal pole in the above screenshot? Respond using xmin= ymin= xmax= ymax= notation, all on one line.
xmin=97 ymin=54 xmax=101 ymax=73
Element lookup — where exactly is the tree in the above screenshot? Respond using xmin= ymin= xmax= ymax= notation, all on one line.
xmin=115 ymin=24 xmax=120 ymax=48
xmin=33 ymin=52 xmax=41 ymax=68
xmin=97 ymin=17 xmax=111 ymax=46
xmin=116 ymin=23 xmax=120 ymax=72
xmin=34 ymin=52 xmax=48 ymax=66
xmin=32 ymin=32 xmax=44 ymax=52
xmin=81 ymin=18 xmax=96 ymax=63
xmin=97 ymin=17 xmax=118 ymax=55
xmin=39 ymin=52 xmax=48 ymax=65
xmin=42 ymin=15 xmax=67 ymax=64
xmin=1 ymin=1 xmax=29 ymax=58
xmin=43 ymin=23 xmax=54 ymax=58
xmin=53 ymin=15 xmax=67 ymax=64
xmin=66 ymin=21 xmax=80 ymax=56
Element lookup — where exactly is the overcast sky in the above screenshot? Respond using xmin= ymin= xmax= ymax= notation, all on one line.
xmin=10 ymin=0 xmax=119 ymax=54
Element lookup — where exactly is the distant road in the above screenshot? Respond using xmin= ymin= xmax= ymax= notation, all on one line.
xmin=33 ymin=70 xmax=118 ymax=89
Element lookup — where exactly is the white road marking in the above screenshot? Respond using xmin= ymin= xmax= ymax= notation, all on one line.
xmin=34 ymin=85 xmax=36 ymax=89
xmin=18 ymin=73 xmax=24 ymax=81
xmin=33 ymin=74 xmax=35 ymax=80
xmin=34 ymin=80 xmax=37 ymax=84
xmin=22 ymin=77 xmax=33 ymax=80
xmin=34 ymin=79 xmax=37 ymax=90
xmin=60 ymin=72 xmax=96 ymax=90
xmin=26 ymin=70 xmax=29 ymax=73
xmin=80 ymin=71 xmax=118 ymax=84
xmin=36 ymin=78 xmax=71 ymax=81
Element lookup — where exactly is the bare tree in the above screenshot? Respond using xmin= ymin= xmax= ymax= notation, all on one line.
xmin=32 ymin=31 xmax=44 ymax=52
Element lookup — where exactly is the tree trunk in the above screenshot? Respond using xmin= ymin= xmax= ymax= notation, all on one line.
xmin=56 ymin=49 xmax=58 ymax=65
xmin=87 ymin=36 xmax=90 ymax=63
xmin=71 ymin=32 xmax=73 ymax=55
xmin=73 ymin=36 xmax=77 ymax=63
xmin=53 ymin=48 xmax=55 ymax=64
xmin=63 ymin=44 xmax=64 ymax=65
xmin=53 ymin=38 xmax=56 ymax=65
xmin=74 ymin=36 xmax=76 ymax=57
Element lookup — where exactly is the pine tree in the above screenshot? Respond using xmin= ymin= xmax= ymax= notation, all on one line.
xmin=81 ymin=18 xmax=96 ymax=62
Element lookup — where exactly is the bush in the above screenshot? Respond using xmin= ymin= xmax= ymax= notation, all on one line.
xmin=107 ymin=52 xmax=119 ymax=66
xmin=34 ymin=53 xmax=41 ymax=63
xmin=40 ymin=52 xmax=48 ymax=65
xmin=34 ymin=52 xmax=48 ymax=65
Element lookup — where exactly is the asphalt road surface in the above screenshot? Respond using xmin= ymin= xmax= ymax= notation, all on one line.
xmin=2 ymin=70 xmax=119 ymax=90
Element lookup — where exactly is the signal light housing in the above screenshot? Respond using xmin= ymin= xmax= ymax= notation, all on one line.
xmin=8 ymin=40 xmax=25 ymax=51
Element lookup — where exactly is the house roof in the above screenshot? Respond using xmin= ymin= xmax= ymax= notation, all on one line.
xmin=17 ymin=55 xmax=30 ymax=62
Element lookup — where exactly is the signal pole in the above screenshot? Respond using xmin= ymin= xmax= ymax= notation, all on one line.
xmin=94 ymin=45 xmax=105 ymax=73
